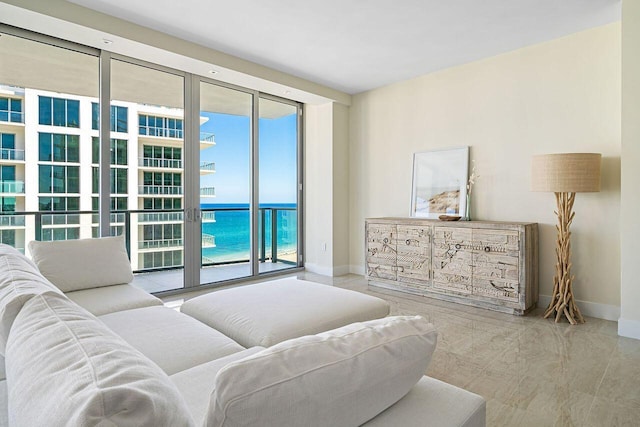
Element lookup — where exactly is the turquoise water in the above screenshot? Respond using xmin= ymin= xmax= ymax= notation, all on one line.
xmin=201 ymin=203 xmax=297 ymax=264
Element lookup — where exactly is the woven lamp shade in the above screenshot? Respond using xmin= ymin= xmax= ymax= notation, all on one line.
xmin=531 ymin=153 xmax=601 ymax=193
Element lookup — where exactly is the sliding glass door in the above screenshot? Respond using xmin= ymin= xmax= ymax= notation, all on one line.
xmin=258 ymin=97 xmax=300 ymax=273
xmin=198 ymin=81 xmax=253 ymax=284
xmin=0 ymin=24 xmax=303 ymax=293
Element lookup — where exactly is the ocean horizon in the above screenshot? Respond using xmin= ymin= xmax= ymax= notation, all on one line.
xmin=200 ymin=202 xmax=297 ymax=264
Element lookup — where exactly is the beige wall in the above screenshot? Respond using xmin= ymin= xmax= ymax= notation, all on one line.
xmin=332 ymin=103 xmax=351 ymax=274
xmin=620 ymin=1 xmax=640 ymax=338
xmin=349 ymin=23 xmax=621 ymax=315
xmin=305 ymin=102 xmax=350 ymax=276
xmin=305 ymin=103 xmax=334 ymax=275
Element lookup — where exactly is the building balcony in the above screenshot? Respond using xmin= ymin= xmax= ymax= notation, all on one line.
xmin=0 ymin=215 xmax=25 ymax=227
xmin=139 ymin=157 xmax=182 ymax=170
xmin=199 ymin=132 xmax=216 ymax=146
xmin=139 ymin=185 xmax=183 ymax=195
xmin=0 ymin=110 xmax=24 ymax=124
xmin=0 ymin=148 xmax=25 ymax=162
xmin=139 ymin=125 xmax=183 ymax=140
xmin=200 ymin=162 xmax=215 ymax=175
xmin=138 ymin=211 xmax=184 ymax=223
xmin=200 ymin=187 xmax=215 ymax=198
xmin=0 ymin=181 xmax=24 ymax=194
xmin=202 ymin=233 xmax=216 ymax=248
xmin=91 ymin=213 xmax=126 ymax=224
xmin=138 ymin=238 xmax=183 ymax=250
xmin=201 ymin=211 xmax=216 ymax=223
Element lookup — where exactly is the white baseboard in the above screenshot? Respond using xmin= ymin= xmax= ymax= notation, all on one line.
xmin=538 ymin=295 xmax=620 ymax=321
xmin=618 ymin=318 xmax=640 ymax=340
xmin=349 ymin=264 xmax=365 ymax=275
xmin=304 ymin=263 xmax=352 ymax=277
xmin=304 ymin=262 xmax=334 ymax=277
xmin=333 ymin=265 xmax=351 ymax=276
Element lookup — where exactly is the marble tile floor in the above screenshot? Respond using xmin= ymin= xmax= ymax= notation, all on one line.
xmin=163 ymin=272 xmax=640 ymax=427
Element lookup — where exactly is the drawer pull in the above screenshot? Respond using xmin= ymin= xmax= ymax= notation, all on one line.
xmin=455 ymin=244 xmax=462 ymax=250
xmin=484 ymin=246 xmax=491 ymax=252
xmin=383 ymin=238 xmax=389 ymax=244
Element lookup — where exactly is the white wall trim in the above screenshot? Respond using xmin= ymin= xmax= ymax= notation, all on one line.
xmin=538 ymin=295 xmax=620 ymax=321
xmin=304 ymin=263 xmax=334 ymax=277
xmin=333 ymin=265 xmax=351 ymax=276
xmin=349 ymin=264 xmax=365 ymax=275
xmin=618 ymin=318 xmax=640 ymax=340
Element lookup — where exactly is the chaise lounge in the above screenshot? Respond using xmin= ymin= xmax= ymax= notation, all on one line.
xmin=0 ymin=236 xmax=486 ymax=426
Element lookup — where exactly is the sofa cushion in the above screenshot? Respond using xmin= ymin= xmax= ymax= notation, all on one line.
xmin=29 ymin=235 xmax=134 ymax=292
xmin=180 ymin=278 xmax=391 ymax=347
xmin=205 ymin=315 xmax=437 ymax=427
xmin=99 ymin=306 xmax=246 ymax=375
xmin=0 ymin=244 xmax=62 ymax=355
xmin=66 ymin=284 xmax=162 ymax=316
xmin=5 ymin=293 xmax=195 ymax=427
xmin=170 ymin=347 xmax=266 ymax=425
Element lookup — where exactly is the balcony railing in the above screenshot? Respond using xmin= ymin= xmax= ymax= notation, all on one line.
xmin=200 ymin=187 xmax=215 ymax=197
xmin=0 ymin=206 xmax=298 ymax=273
xmin=139 ymin=238 xmax=183 ymax=250
xmin=0 ymin=181 xmax=24 ymax=194
xmin=138 ymin=212 xmax=184 ymax=223
xmin=139 ymin=157 xmax=182 ymax=169
xmin=0 ymin=110 xmax=23 ymax=123
xmin=200 ymin=132 xmax=215 ymax=143
xmin=139 ymin=125 xmax=183 ymax=139
xmin=201 ymin=211 xmax=215 ymax=222
xmin=0 ymin=148 xmax=25 ymax=161
xmin=0 ymin=215 xmax=25 ymax=227
xmin=139 ymin=185 xmax=183 ymax=195
xmin=202 ymin=233 xmax=216 ymax=248
xmin=91 ymin=213 xmax=126 ymax=224
xmin=200 ymin=162 xmax=215 ymax=172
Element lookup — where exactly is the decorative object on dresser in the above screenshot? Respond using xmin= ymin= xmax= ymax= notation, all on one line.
xmin=463 ymin=160 xmax=479 ymax=221
xmin=365 ymin=218 xmax=538 ymax=315
xmin=531 ymin=153 xmax=601 ymax=325
xmin=410 ymin=147 xmax=469 ymax=219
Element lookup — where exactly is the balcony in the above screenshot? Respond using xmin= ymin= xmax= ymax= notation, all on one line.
xmin=0 ymin=110 xmax=23 ymax=124
xmin=0 ymin=181 xmax=24 ymax=194
xmin=0 ymin=148 xmax=25 ymax=161
xmin=138 ymin=238 xmax=183 ymax=250
xmin=139 ymin=125 xmax=183 ymax=140
xmin=200 ymin=162 xmax=215 ymax=175
xmin=202 ymin=233 xmax=216 ymax=248
xmin=91 ymin=213 xmax=125 ymax=224
xmin=139 ymin=157 xmax=182 ymax=169
xmin=0 ymin=215 xmax=25 ymax=227
xmin=139 ymin=185 xmax=183 ymax=195
xmin=200 ymin=132 xmax=216 ymax=143
xmin=200 ymin=187 xmax=215 ymax=198
xmin=201 ymin=211 xmax=215 ymax=223
xmin=138 ymin=211 xmax=183 ymax=223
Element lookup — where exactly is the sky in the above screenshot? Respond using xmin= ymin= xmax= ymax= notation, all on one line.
xmin=199 ymin=111 xmax=297 ymax=205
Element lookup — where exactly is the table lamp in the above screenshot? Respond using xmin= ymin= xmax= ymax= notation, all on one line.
xmin=531 ymin=153 xmax=601 ymax=324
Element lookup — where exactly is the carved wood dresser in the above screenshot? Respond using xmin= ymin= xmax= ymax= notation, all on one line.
xmin=365 ymin=218 xmax=538 ymax=315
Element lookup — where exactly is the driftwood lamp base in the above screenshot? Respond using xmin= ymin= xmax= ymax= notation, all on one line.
xmin=543 ymin=192 xmax=585 ymax=324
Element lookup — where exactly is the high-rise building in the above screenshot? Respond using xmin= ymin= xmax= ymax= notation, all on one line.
xmin=0 ymin=84 xmax=216 ymax=270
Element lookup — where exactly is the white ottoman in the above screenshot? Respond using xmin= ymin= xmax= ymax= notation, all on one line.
xmin=180 ymin=278 xmax=390 ymax=347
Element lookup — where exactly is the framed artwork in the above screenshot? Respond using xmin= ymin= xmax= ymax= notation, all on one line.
xmin=410 ymin=146 xmax=469 ymax=218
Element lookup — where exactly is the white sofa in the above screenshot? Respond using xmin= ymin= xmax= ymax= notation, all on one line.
xmin=0 ymin=238 xmax=485 ymax=426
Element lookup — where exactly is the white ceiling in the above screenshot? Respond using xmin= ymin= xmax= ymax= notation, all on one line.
xmin=67 ymin=0 xmax=619 ymax=95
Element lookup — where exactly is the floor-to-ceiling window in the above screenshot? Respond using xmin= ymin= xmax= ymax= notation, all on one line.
xmin=0 ymin=28 xmax=99 ymax=253
xmin=198 ymin=81 xmax=253 ymax=284
xmin=258 ymin=97 xmax=300 ymax=273
xmin=0 ymin=25 xmax=303 ymax=293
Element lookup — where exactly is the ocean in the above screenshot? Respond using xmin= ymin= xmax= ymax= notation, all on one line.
xmin=201 ymin=203 xmax=297 ymax=264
